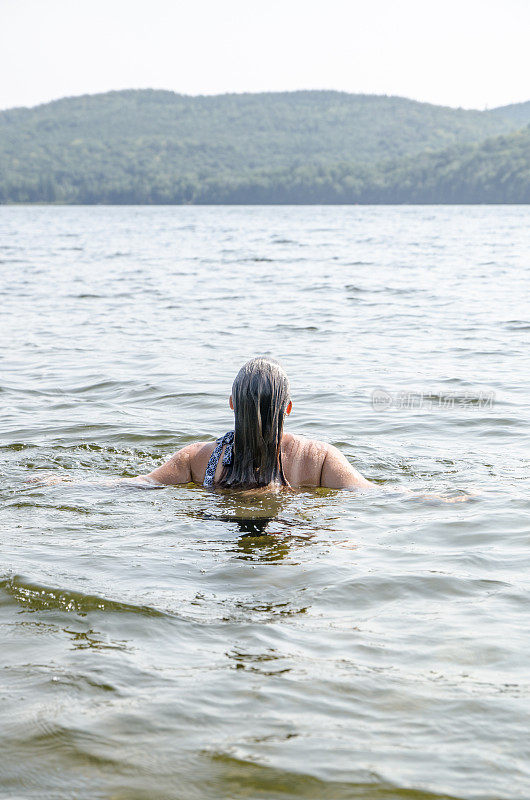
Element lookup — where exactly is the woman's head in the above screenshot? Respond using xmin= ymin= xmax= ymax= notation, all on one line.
xmin=219 ymin=356 xmax=291 ymax=490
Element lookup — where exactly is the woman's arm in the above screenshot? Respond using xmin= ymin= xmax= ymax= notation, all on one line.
xmin=320 ymin=444 xmax=374 ymax=490
xmin=141 ymin=443 xmax=203 ymax=485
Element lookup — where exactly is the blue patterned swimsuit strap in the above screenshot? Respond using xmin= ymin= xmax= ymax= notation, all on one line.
xmin=203 ymin=431 xmax=234 ymax=487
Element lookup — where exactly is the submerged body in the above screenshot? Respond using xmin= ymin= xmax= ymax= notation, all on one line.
xmin=143 ymin=431 xmax=372 ymax=491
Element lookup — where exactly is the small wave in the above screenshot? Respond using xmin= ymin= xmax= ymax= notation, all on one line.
xmin=0 ymin=575 xmax=165 ymax=617
xmin=104 ymin=251 xmax=131 ymax=259
xmin=345 ymin=260 xmax=374 ymax=266
xmin=345 ymin=284 xmax=371 ymax=293
xmin=345 ymin=284 xmax=418 ymax=296
xmin=3 ymin=500 xmax=91 ymax=514
xmin=505 ymin=321 xmax=530 ymax=330
xmin=0 ymin=441 xmax=33 ymax=451
xmin=66 ymin=291 xmax=133 ymax=300
xmin=54 ymin=378 xmax=139 ymax=395
xmin=205 ymin=753 xmax=445 ymax=800
xmin=317 ymin=572 xmax=508 ymax=609
xmin=301 ymin=283 xmax=331 ymax=291
xmin=274 ymin=324 xmax=320 ymax=332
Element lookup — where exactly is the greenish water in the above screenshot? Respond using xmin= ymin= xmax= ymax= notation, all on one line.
xmin=1 ymin=205 xmax=530 ymax=800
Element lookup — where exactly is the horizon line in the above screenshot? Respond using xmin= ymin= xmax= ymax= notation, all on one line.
xmin=1 ymin=87 xmax=529 ymax=115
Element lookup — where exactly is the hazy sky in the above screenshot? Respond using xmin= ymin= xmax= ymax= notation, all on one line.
xmin=2 ymin=0 xmax=529 ymax=111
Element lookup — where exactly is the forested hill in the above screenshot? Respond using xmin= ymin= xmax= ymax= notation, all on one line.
xmin=1 ymin=89 xmax=530 ymax=204
xmin=206 ymin=125 xmax=530 ymax=205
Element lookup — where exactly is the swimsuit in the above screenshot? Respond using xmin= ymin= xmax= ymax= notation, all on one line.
xmin=203 ymin=431 xmax=234 ymax=487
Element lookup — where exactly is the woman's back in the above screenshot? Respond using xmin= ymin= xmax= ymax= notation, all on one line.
xmin=136 ymin=357 xmax=371 ymax=491
xmin=146 ymin=431 xmax=372 ymax=490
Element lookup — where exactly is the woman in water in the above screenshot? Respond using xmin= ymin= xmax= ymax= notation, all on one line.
xmin=132 ymin=356 xmax=372 ymax=491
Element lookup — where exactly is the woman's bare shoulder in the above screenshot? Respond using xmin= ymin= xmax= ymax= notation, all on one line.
xmin=282 ymin=432 xmax=331 ymax=458
xmin=280 ymin=432 xmax=329 ymax=486
xmin=165 ymin=440 xmax=216 ymax=464
xmin=281 ymin=433 xmax=372 ymax=489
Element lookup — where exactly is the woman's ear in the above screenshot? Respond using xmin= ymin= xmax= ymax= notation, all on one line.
xmin=229 ymin=395 xmax=234 ymax=410
xmin=286 ymin=400 xmax=293 ymax=416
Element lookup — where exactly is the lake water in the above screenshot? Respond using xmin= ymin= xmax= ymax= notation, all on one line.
xmin=1 ymin=205 xmax=530 ymax=800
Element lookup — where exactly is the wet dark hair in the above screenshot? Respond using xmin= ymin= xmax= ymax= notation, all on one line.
xmin=218 ymin=356 xmax=291 ymax=490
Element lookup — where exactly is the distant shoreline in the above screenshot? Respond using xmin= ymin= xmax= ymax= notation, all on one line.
xmin=2 ymin=89 xmax=529 ymax=205
xmin=2 ymin=202 xmax=529 ymax=207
